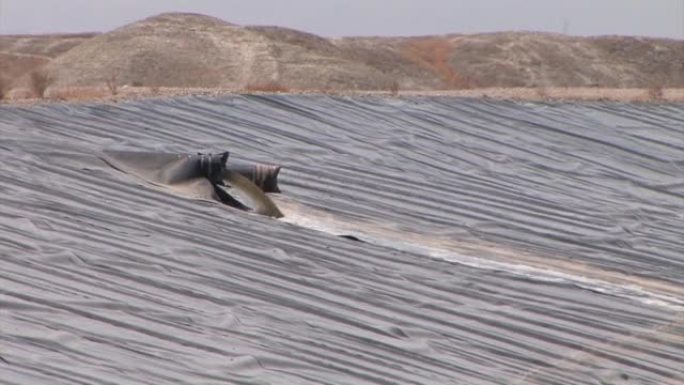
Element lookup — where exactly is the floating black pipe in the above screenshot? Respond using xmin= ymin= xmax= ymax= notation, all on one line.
xmin=103 ymin=150 xmax=283 ymax=217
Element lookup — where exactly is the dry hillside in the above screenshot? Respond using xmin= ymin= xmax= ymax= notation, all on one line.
xmin=42 ymin=13 xmax=429 ymax=90
xmin=0 ymin=33 xmax=95 ymax=81
xmin=0 ymin=33 xmax=96 ymax=57
xmin=337 ymin=32 xmax=684 ymax=88
xmin=1 ymin=12 xmax=683 ymax=96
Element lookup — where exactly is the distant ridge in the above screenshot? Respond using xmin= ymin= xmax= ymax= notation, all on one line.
xmin=41 ymin=13 xmax=433 ymax=90
xmin=1 ymin=12 xmax=683 ymax=93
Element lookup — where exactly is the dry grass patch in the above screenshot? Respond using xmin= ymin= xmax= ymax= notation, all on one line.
xmin=50 ymin=86 xmax=109 ymax=101
xmin=244 ymin=81 xmax=289 ymax=93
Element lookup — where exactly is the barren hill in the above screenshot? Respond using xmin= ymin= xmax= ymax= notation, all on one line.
xmin=43 ymin=13 xmax=434 ymax=90
xmin=1 ymin=12 xmax=683 ymax=95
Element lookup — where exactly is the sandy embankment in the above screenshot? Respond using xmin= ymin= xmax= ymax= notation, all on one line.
xmin=3 ymin=86 xmax=684 ymax=106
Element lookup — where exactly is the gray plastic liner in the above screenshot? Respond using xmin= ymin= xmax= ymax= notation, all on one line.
xmin=1 ymin=95 xmax=683 ymax=385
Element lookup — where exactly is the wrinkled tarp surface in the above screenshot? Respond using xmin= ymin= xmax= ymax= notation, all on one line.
xmin=1 ymin=95 xmax=683 ymax=385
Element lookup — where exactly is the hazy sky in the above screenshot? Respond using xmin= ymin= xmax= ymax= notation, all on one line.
xmin=1 ymin=0 xmax=682 ymax=39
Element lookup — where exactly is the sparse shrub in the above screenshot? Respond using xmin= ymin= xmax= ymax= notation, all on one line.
xmin=105 ymin=75 xmax=118 ymax=96
xmin=29 ymin=70 xmax=54 ymax=98
xmin=0 ymin=77 xmax=10 ymax=100
xmin=244 ymin=81 xmax=289 ymax=93
xmin=646 ymin=85 xmax=664 ymax=101
xmin=132 ymin=80 xmax=143 ymax=87
xmin=389 ymin=80 xmax=400 ymax=96
xmin=535 ymin=86 xmax=550 ymax=100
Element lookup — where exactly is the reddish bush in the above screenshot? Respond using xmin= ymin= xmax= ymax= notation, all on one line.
xmin=402 ymin=37 xmax=473 ymax=89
